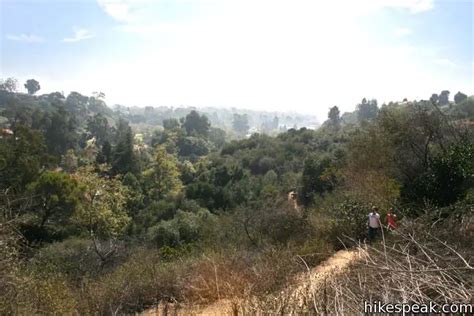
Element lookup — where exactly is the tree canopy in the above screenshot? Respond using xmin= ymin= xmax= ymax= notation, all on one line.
xmin=24 ymin=79 xmax=41 ymax=95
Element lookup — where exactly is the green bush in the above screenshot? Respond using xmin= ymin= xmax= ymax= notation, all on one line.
xmin=146 ymin=209 xmax=218 ymax=248
xmin=78 ymin=248 xmax=184 ymax=314
xmin=147 ymin=220 xmax=180 ymax=247
xmin=407 ymin=143 xmax=474 ymax=207
xmin=30 ymin=238 xmax=101 ymax=282
xmin=309 ymin=199 xmax=370 ymax=248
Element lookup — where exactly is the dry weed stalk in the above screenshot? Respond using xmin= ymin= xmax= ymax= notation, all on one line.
xmin=239 ymin=229 xmax=473 ymax=315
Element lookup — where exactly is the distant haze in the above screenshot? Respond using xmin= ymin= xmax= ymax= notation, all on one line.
xmin=2 ymin=0 xmax=473 ymax=121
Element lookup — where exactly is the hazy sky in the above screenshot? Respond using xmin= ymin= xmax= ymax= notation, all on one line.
xmin=1 ymin=0 xmax=472 ymax=120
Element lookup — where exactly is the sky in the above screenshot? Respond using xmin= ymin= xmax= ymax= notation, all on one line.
xmin=0 ymin=0 xmax=473 ymax=120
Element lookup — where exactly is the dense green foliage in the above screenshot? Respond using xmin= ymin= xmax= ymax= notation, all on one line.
xmin=0 ymin=79 xmax=472 ymax=314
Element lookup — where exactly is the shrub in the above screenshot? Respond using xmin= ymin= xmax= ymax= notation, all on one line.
xmin=0 ymin=220 xmax=23 ymax=315
xmin=147 ymin=220 xmax=180 ymax=247
xmin=308 ymin=198 xmax=370 ymax=248
xmin=16 ymin=274 xmax=78 ymax=314
xmin=146 ymin=209 xmax=218 ymax=248
xmin=78 ymin=248 xmax=183 ymax=314
xmin=31 ymin=238 xmax=99 ymax=281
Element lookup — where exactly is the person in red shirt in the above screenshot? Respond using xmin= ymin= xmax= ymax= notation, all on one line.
xmin=386 ymin=208 xmax=397 ymax=230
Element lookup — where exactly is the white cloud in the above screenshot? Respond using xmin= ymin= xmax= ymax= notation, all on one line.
xmin=96 ymin=0 xmax=151 ymax=23
xmin=63 ymin=28 xmax=94 ymax=42
xmin=394 ymin=27 xmax=413 ymax=37
xmin=6 ymin=33 xmax=44 ymax=43
xmin=97 ymin=0 xmax=132 ymax=22
xmin=434 ymin=58 xmax=457 ymax=68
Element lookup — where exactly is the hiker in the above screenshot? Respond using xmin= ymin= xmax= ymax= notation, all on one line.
xmin=386 ymin=208 xmax=397 ymax=230
xmin=367 ymin=207 xmax=381 ymax=242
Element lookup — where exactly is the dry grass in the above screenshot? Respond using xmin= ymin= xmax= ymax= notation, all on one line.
xmin=239 ymin=216 xmax=473 ymax=315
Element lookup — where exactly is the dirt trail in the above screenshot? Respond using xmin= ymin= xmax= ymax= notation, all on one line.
xmin=141 ymin=249 xmax=360 ymax=316
xmin=283 ymin=249 xmax=361 ymax=312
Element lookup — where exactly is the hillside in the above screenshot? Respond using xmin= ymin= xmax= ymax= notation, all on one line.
xmin=0 ymin=82 xmax=473 ymax=315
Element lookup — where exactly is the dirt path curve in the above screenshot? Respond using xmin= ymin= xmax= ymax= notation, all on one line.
xmin=140 ymin=249 xmax=361 ymax=316
xmin=283 ymin=248 xmax=361 ymax=312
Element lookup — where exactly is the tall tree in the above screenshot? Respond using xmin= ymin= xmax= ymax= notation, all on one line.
xmin=24 ymin=79 xmax=40 ymax=95
xmin=111 ymin=119 xmax=137 ymax=174
xmin=301 ymin=155 xmax=335 ymax=205
xmin=232 ymin=113 xmax=250 ymax=135
xmin=356 ymin=98 xmax=378 ymax=122
xmin=0 ymin=78 xmax=18 ymax=92
xmin=61 ymin=149 xmax=78 ymax=172
xmin=89 ymin=92 xmax=107 ymax=113
xmin=142 ymin=146 xmax=183 ymax=201
xmin=454 ymin=91 xmax=468 ymax=105
xmin=430 ymin=93 xmax=439 ymax=104
xmin=45 ymin=104 xmax=78 ymax=156
xmin=208 ymin=127 xmax=226 ymax=148
xmin=163 ymin=118 xmax=180 ymax=130
xmin=328 ymin=106 xmax=341 ymax=129
xmin=73 ymin=166 xmax=130 ymax=239
xmin=87 ymin=113 xmax=110 ymax=145
xmin=65 ymin=91 xmax=89 ymax=119
xmin=0 ymin=125 xmax=50 ymax=191
xmin=72 ymin=166 xmax=130 ymax=265
xmin=439 ymin=90 xmax=450 ymax=106
xmin=183 ymin=110 xmax=210 ymax=137
xmin=96 ymin=140 xmax=112 ymax=165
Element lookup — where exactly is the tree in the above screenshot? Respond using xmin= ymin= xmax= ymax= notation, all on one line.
xmin=111 ymin=119 xmax=137 ymax=175
xmin=96 ymin=140 xmax=112 ymax=164
xmin=61 ymin=149 xmax=78 ymax=172
xmin=86 ymin=113 xmax=110 ymax=145
xmin=356 ymin=98 xmax=378 ymax=122
xmin=162 ymin=118 xmax=180 ymax=130
xmin=73 ymin=166 xmax=130 ymax=238
xmin=28 ymin=171 xmax=81 ymax=229
xmin=45 ymin=91 xmax=65 ymax=100
xmin=208 ymin=127 xmax=227 ymax=148
xmin=301 ymin=155 xmax=335 ymax=205
xmin=408 ymin=143 xmax=473 ymax=206
xmin=92 ymin=91 xmax=105 ymax=100
xmin=342 ymin=123 xmax=400 ymax=209
xmin=2 ymin=98 xmax=33 ymax=129
xmin=176 ymin=135 xmax=209 ymax=158
xmin=454 ymin=91 xmax=468 ymax=105
xmin=430 ymin=93 xmax=439 ymax=104
xmin=45 ymin=104 xmax=78 ymax=156
xmin=72 ymin=166 xmax=130 ymax=265
xmin=451 ymin=97 xmax=474 ymax=119
xmin=328 ymin=106 xmax=341 ymax=129
xmin=0 ymin=78 xmax=18 ymax=92
xmin=24 ymin=79 xmax=40 ymax=95
xmin=183 ymin=110 xmax=210 ymax=137
xmin=439 ymin=90 xmax=450 ymax=106
xmin=122 ymin=172 xmax=144 ymax=221
xmin=65 ymin=91 xmax=89 ymax=119
xmin=0 ymin=125 xmax=50 ymax=192
xmin=142 ymin=146 xmax=183 ymax=201
xmin=232 ymin=113 xmax=250 ymax=135
xmin=272 ymin=116 xmax=279 ymax=130
xmin=89 ymin=92 xmax=107 ymax=113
